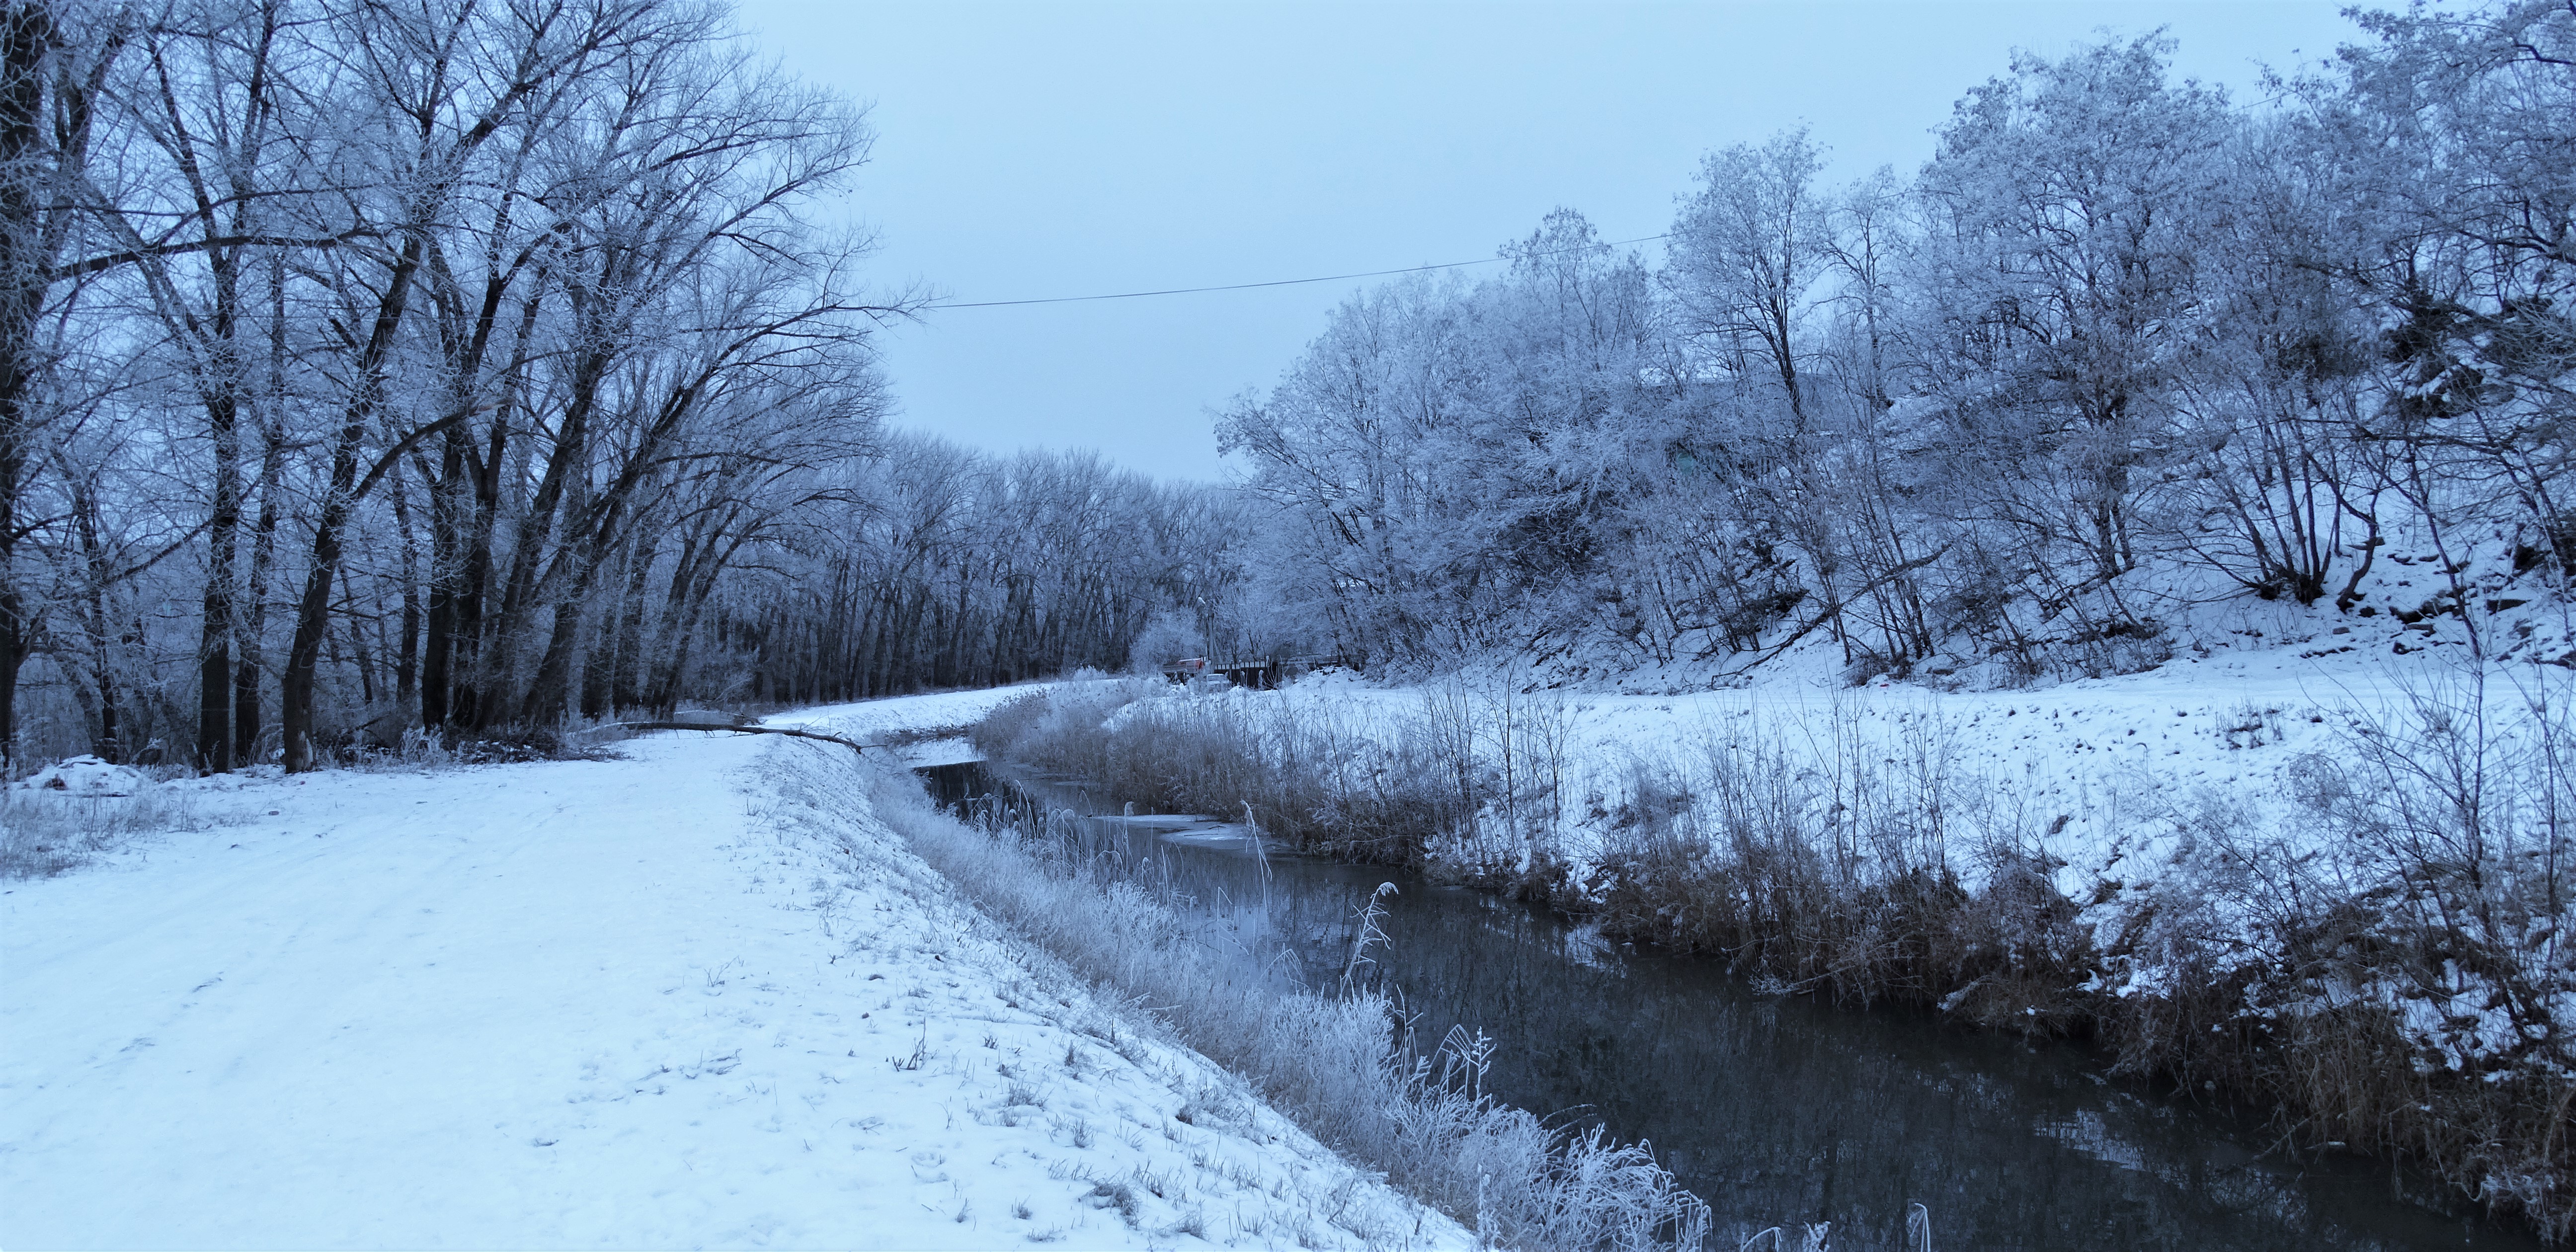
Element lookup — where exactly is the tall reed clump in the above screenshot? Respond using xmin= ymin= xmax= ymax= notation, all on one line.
xmin=972 ymin=681 xmax=1473 ymax=865
xmin=1584 ymin=705 xmax=2082 ymax=1020
xmin=972 ymin=676 xmax=1593 ymax=880
xmin=866 ymin=757 xmax=1711 ymax=1251
xmin=2086 ymin=671 xmax=2576 ymax=1239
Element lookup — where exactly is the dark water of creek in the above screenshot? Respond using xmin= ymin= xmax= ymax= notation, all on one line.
xmin=919 ymin=759 xmax=2542 ymax=1252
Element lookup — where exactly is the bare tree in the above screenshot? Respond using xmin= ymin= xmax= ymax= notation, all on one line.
xmin=1669 ymin=126 xmax=1826 ymax=437
xmin=1906 ymin=34 xmax=2233 ymax=600
xmin=0 ymin=0 xmax=134 ymax=766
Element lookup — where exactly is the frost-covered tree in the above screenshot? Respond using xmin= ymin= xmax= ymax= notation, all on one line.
xmin=1222 ymin=211 xmax=1678 ymax=666
xmin=0 ymin=0 xmax=916 ymax=768
xmin=1668 ymin=126 xmax=1827 ymax=438
xmin=1221 ymin=15 xmax=2573 ymax=684
xmin=2316 ymin=0 xmax=2576 ymax=581
xmin=1903 ymin=34 xmax=2235 ymax=601
xmin=2161 ymin=116 xmax=2384 ymax=608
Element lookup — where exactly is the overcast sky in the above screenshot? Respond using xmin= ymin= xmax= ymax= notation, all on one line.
xmin=731 ymin=0 xmax=2366 ymax=483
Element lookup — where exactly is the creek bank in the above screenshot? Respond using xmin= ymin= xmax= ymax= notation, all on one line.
xmin=937 ymin=757 xmax=2545 ymax=1247
xmin=971 ymin=674 xmax=2576 ymax=1243
xmin=881 ymin=757 xmax=1712 ymax=1251
xmin=946 ymin=758 xmax=2545 ymax=1250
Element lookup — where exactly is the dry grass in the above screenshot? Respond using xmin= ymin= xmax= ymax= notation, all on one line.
xmin=0 ymin=785 xmax=229 ymax=879
xmin=973 ymin=680 xmax=1510 ymax=869
xmin=1595 ymin=687 xmax=2576 ymax=1239
xmin=866 ymin=756 xmax=1710 ymax=1251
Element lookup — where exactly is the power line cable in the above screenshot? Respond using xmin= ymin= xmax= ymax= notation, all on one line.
xmin=927 ymin=233 xmax=1671 ymax=310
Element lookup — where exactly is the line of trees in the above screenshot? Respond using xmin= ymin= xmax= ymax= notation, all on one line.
xmin=1221 ymin=8 xmax=2574 ymax=680
xmin=3 ymin=0 xmax=1238 ymax=772
xmin=726 ymin=437 xmax=1250 ymax=706
xmin=22 ymin=0 xmax=2564 ymax=771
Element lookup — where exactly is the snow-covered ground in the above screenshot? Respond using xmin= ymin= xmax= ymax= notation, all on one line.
xmin=2 ymin=688 xmax=1464 ymax=1250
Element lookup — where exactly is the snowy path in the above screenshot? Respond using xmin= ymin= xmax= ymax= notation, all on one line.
xmin=3 ymin=693 xmax=1459 ymax=1250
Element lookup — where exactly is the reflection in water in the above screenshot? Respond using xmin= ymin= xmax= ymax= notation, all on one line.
xmin=920 ymin=761 xmax=2535 ymax=1251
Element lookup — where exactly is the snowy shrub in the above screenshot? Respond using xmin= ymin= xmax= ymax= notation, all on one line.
xmin=978 ymin=671 xmax=1614 ymax=892
xmin=2217 ymin=701 xmax=2278 ymax=749
xmin=2048 ymin=670 xmax=2576 ymax=1237
xmin=968 ymin=690 xmax=1055 ymax=761
xmin=970 ymin=679 xmax=1162 ymax=769
xmin=1125 ymin=611 xmax=1207 ymax=677
xmin=2271 ymin=675 xmax=2574 ymax=1228
xmin=21 ymin=755 xmax=146 ymax=796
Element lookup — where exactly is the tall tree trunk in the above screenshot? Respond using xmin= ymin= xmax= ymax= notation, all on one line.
xmin=176 ymin=45 xmax=268 ymax=773
xmin=235 ymin=415 xmax=282 ymax=762
xmin=189 ymin=239 xmax=249 ymax=769
xmin=519 ymin=587 xmax=585 ymax=725
xmin=68 ymin=470 xmax=120 ymax=761
xmin=586 ymin=535 xmax=650 ymax=719
xmin=234 ymin=251 xmax=291 ymax=761
xmin=282 ymin=234 xmax=420 ymax=772
xmin=607 ymin=535 xmax=653 ymax=713
xmin=419 ymin=427 xmax=465 ymax=729
xmin=391 ymin=462 xmax=419 ymax=711
xmin=643 ymin=523 xmax=706 ymax=711
xmin=0 ymin=4 xmax=55 ymax=771
xmin=340 ymin=566 xmax=377 ymax=707
xmin=450 ymin=417 xmax=504 ymax=728
xmin=196 ymin=389 xmax=241 ymax=770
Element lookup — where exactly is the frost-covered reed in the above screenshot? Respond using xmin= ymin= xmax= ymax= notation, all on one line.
xmin=970 ymin=676 xmax=1591 ymax=875
xmin=0 ymin=783 xmax=222 ymax=878
xmin=867 ymin=756 xmax=1711 ymax=1251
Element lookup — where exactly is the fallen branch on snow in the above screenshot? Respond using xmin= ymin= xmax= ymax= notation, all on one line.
xmin=1716 ymin=543 xmax=1953 ymax=676
xmin=614 ymin=722 xmax=873 ymax=755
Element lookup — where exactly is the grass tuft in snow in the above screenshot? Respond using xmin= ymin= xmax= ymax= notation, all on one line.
xmin=0 ymin=784 xmax=226 ymax=879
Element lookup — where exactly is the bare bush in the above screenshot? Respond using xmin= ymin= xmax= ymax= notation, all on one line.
xmin=2255 ymin=671 xmax=2572 ymax=1231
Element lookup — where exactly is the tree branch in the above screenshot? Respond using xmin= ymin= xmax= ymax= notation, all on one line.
xmin=1720 ymin=544 xmax=1953 ymax=674
xmin=614 ymin=721 xmax=873 ymax=755
xmin=54 ymin=226 xmax=383 ymax=279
